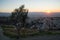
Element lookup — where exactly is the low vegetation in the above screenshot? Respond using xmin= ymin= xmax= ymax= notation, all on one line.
xmin=1 ymin=25 xmax=60 ymax=38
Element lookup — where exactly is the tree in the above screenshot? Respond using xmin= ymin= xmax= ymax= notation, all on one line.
xmin=11 ymin=5 xmax=28 ymax=39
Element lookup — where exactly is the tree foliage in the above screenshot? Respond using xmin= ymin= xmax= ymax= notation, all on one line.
xmin=11 ymin=5 xmax=28 ymax=39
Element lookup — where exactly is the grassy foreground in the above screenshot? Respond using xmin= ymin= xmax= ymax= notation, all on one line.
xmin=1 ymin=25 xmax=60 ymax=38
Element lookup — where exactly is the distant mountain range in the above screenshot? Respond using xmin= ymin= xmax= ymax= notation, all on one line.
xmin=28 ymin=12 xmax=60 ymax=17
xmin=0 ymin=12 xmax=60 ymax=17
xmin=0 ymin=12 xmax=11 ymax=17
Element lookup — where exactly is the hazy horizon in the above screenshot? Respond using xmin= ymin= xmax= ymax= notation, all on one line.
xmin=0 ymin=12 xmax=60 ymax=17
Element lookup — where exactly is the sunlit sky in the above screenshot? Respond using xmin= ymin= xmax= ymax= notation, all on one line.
xmin=0 ymin=0 xmax=60 ymax=12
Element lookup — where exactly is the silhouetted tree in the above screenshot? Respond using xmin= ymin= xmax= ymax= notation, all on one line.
xmin=11 ymin=5 xmax=28 ymax=39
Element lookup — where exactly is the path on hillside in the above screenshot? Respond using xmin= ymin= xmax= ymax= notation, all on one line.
xmin=0 ymin=26 xmax=12 ymax=40
xmin=21 ymin=35 xmax=60 ymax=40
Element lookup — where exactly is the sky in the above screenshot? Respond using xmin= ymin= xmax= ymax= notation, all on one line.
xmin=0 ymin=0 xmax=60 ymax=12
